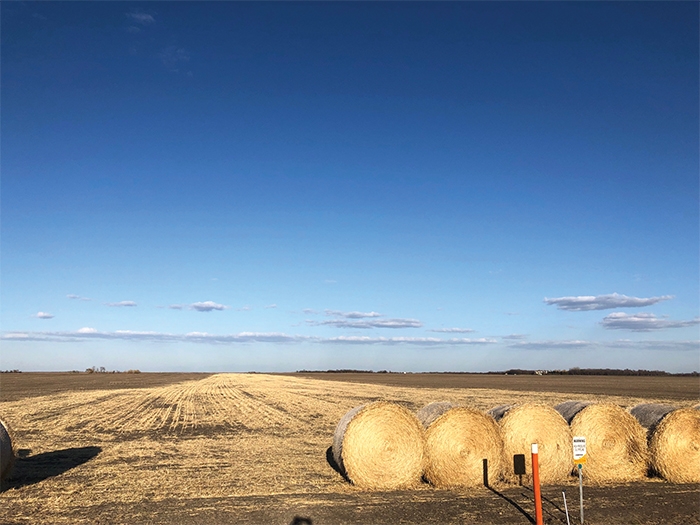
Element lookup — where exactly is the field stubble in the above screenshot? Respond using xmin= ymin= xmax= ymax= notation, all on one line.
xmin=0 ymin=373 xmax=698 ymax=524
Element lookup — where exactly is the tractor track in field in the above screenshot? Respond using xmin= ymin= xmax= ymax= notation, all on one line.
xmin=1 ymin=373 xmax=697 ymax=524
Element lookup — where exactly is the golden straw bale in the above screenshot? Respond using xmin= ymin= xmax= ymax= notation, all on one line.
xmin=332 ymin=401 xmax=425 ymax=489
xmin=632 ymin=404 xmax=700 ymax=483
xmin=555 ymin=401 xmax=648 ymax=483
xmin=417 ymin=402 xmax=504 ymax=488
xmin=490 ymin=403 xmax=572 ymax=484
xmin=0 ymin=419 xmax=15 ymax=481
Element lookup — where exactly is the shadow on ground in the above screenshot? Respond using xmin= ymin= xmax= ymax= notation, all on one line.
xmin=1 ymin=446 xmax=101 ymax=492
xmin=325 ymin=445 xmax=350 ymax=483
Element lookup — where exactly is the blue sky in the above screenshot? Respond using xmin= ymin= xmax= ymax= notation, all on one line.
xmin=2 ymin=2 xmax=698 ymax=373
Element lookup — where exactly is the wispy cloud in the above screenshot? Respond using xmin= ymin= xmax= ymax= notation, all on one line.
xmin=237 ymin=306 xmax=252 ymax=311
xmin=105 ymin=301 xmax=137 ymax=307
xmin=324 ymin=336 xmax=497 ymax=345
xmin=508 ymin=339 xmax=594 ymax=350
xmin=3 ymin=330 xmax=697 ymax=353
xmin=190 ymin=301 xmax=227 ymax=312
xmin=265 ymin=304 xmax=277 ymax=309
xmin=309 ymin=318 xmax=423 ymax=329
xmin=601 ymin=312 xmax=700 ymax=332
xmin=67 ymin=294 xmax=90 ymax=301
xmin=168 ymin=304 xmax=184 ymax=310
xmin=325 ymin=310 xmax=382 ymax=319
xmin=33 ymin=312 xmax=54 ymax=319
xmin=428 ymin=327 xmax=475 ymax=333
xmin=506 ymin=338 xmax=699 ymax=352
xmin=159 ymin=45 xmax=191 ymax=71
xmin=0 ymin=329 xmax=496 ymax=346
xmin=303 ymin=308 xmax=318 ymax=315
xmin=544 ymin=293 xmax=673 ymax=312
xmin=126 ymin=12 xmax=155 ymax=25
xmin=502 ymin=334 xmax=528 ymax=340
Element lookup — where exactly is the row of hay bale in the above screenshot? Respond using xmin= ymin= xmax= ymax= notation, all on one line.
xmin=332 ymin=401 xmax=700 ymax=489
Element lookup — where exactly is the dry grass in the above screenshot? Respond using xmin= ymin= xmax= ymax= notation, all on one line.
xmin=0 ymin=373 xmax=693 ymax=524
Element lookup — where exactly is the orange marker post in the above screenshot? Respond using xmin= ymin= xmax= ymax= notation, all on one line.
xmin=532 ymin=443 xmax=544 ymax=525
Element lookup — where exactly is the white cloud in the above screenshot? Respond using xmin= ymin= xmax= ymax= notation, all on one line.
xmin=265 ymin=304 xmax=277 ymax=309
xmin=309 ymin=318 xmax=423 ymax=329
xmin=502 ymin=334 xmax=528 ymax=340
xmin=190 ymin=301 xmax=227 ymax=312
xmin=428 ymin=327 xmax=475 ymax=333
xmin=3 ymin=329 xmax=697 ymax=354
xmin=105 ymin=301 xmax=137 ymax=307
xmin=325 ymin=336 xmax=497 ymax=345
xmin=168 ymin=304 xmax=184 ymax=310
xmin=34 ymin=312 xmax=54 ymax=319
xmin=0 ymin=330 xmax=492 ymax=346
xmin=303 ymin=308 xmax=318 ymax=315
xmin=325 ymin=310 xmax=382 ymax=319
xmin=237 ymin=306 xmax=252 ymax=311
xmin=607 ymin=339 xmax=700 ymax=351
xmin=126 ymin=12 xmax=155 ymax=25
xmin=601 ymin=312 xmax=700 ymax=332
xmin=67 ymin=294 xmax=90 ymax=301
xmin=544 ymin=293 xmax=673 ymax=312
xmin=508 ymin=340 xmax=594 ymax=350
xmin=507 ymin=337 xmax=700 ymax=352
xmin=3 ymin=332 xmax=29 ymax=339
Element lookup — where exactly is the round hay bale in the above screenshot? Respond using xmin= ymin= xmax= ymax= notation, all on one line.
xmin=632 ymin=404 xmax=700 ymax=483
xmin=492 ymin=403 xmax=572 ymax=484
xmin=0 ymin=419 xmax=16 ymax=481
xmin=417 ymin=402 xmax=504 ymax=488
xmin=555 ymin=401 xmax=648 ymax=483
xmin=630 ymin=404 xmax=677 ymax=431
xmin=332 ymin=401 xmax=425 ymax=489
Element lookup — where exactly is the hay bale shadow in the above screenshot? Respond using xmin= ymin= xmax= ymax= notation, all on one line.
xmin=325 ymin=446 xmax=349 ymax=482
xmin=1 ymin=446 xmax=101 ymax=492
xmin=289 ymin=517 xmax=313 ymax=525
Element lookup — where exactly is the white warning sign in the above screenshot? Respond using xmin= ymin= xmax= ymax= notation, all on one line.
xmin=573 ymin=436 xmax=587 ymax=464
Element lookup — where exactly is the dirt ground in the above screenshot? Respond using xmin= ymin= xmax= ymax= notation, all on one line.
xmin=286 ymin=372 xmax=700 ymax=401
xmin=0 ymin=373 xmax=698 ymax=525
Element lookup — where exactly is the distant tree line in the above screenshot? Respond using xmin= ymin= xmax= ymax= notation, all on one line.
xmin=296 ymin=368 xmax=698 ymax=377
xmin=548 ymin=367 xmax=698 ymax=377
xmin=83 ymin=367 xmax=141 ymax=374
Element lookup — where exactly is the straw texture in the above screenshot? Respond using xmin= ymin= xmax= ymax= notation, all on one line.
xmin=555 ymin=401 xmax=648 ymax=483
xmin=491 ymin=403 xmax=572 ymax=484
xmin=332 ymin=401 xmax=425 ymax=489
xmin=417 ymin=402 xmax=504 ymax=488
xmin=632 ymin=404 xmax=700 ymax=483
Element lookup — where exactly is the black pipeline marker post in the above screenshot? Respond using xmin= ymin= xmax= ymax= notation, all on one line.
xmin=513 ymin=453 xmax=526 ymax=486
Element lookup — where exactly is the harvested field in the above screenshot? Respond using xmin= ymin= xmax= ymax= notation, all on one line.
xmin=0 ymin=372 xmax=698 ymax=524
